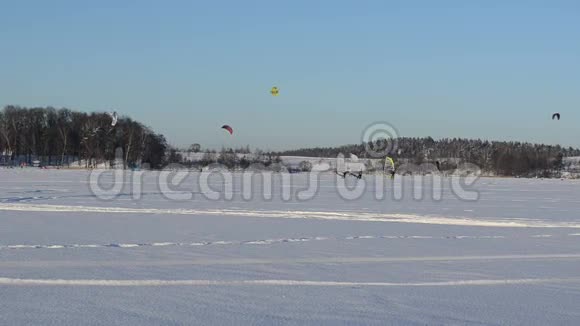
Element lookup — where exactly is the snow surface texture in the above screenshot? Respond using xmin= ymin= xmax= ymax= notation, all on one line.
xmin=1 ymin=169 xmax=580 ymax=325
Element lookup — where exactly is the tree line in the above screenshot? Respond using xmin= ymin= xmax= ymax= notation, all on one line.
xmin=3 ymin=105 xmax=577 ymax=176
xmin=0 ymin=106 xmax=169 ymax=169
xmin=178 ymin=147 xmax=283 ymax=171
xmin=276 ymin=137 xmax=580 ymax=177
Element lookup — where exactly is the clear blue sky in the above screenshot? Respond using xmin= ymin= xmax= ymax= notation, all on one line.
xmin=1 ymin=0 xmax=578 ymax=150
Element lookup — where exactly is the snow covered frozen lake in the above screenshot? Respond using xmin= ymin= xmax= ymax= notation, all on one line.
xmin=1 ymin=169 xmax=580 ymax=325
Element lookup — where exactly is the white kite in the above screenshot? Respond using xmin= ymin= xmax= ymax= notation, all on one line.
xmin=107 ymin=111 xmax=118 ymax=127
